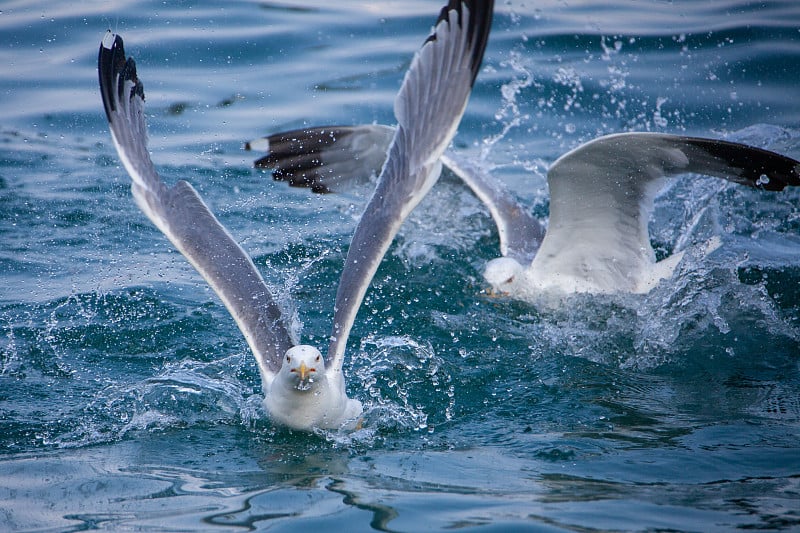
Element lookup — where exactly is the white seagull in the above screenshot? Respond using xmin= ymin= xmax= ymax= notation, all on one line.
xmin=247 ymin=127 xmax=800 ymax=301
xmin=98 ymin=0 xmax=493 ymax=430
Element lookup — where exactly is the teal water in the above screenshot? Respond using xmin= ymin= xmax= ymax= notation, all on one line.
xmin=2 ymin=1 xmax=800 ymax=531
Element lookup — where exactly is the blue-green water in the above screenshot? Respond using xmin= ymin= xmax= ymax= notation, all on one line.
xmin=2 ymin=1 xmax=800 ymax=531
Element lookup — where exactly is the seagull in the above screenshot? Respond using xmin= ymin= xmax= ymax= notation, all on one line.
xmin=98 ymin=0 xmax=493 ymax=430
xmin=246 ymin=127 xmax=800 ymax=301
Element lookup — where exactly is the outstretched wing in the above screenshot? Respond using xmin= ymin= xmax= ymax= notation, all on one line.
xmin=533 ymin=132 xmax=800 ymax=292
xmin=246 ymin=125 xmax=395 ymax=193
xmin=246 ymin=123 xmax=544 ymax=264
xmin=326 ymin=0 xmax=494 ymax=373
xmin=98 ymin=32 xmax=293 ymax=383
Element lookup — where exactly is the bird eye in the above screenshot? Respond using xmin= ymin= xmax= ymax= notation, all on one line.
xmin=286 ymin=355 xmax=291 ymax=363
xmin=315 ymin=355 xmax=320 ymax=362
xmin=506 ymin=276 xmax=514 ymax=284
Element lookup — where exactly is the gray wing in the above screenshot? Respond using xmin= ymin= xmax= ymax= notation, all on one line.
xmin=533 ymin=132 xmax=800 ymax=288
xmin=326 ymin=0 xmax=494 ymax=373
xmin=246 ymin=125 xmax=395 ymax=193
xmin=98 ymin=32 xmax=293 ymax=383
xmin=440 ymin=152 xmax=543 ymax=263
xmin=246 ymin=124 xmax=543 ymax=264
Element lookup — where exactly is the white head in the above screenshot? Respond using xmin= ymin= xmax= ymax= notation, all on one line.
xmin=278 ymin=345 xmax=325 ymax=391
xmin=483 ymin=257 xmax=524 ymax=295
xmin=267 ymin=344 xmax=361 ymax=431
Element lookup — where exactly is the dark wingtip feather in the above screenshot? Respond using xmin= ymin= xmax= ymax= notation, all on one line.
xmin=427 ymin=0 xmax=494 ymax=86
xmin=683 ymin=137 xmax=800 ymax=191
xmin=250 ymin=127 xmax=355 ymax=193
xmin=98 ymin=32 xmax=123 ymax=122
xmin=98 ymin=32 xmax=144 ymax=124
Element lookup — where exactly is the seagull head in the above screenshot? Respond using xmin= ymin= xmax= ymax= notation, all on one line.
xmin=483 ymin=257 xmax=524 ymax=296
xmin=280 ymin=345 xmax=324 ymax=391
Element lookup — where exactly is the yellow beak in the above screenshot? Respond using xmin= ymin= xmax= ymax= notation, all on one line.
xmin=298 ymin=361 xmax=308 ymax=381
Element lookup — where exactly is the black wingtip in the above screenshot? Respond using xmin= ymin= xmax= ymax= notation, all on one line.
xmin=98 ymin=31 xmax=144 ymax=124
xmin=683 ymin=137 xmax=800 ymax=192
xmin=428 ymin=0 xmax=494 ymax=86
xmin=98 ymin=32 xmax=122 ymax=122
xmin=250 ymin=127 xmax=356 ymax=193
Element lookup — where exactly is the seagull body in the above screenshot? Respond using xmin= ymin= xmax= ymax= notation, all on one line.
xmin=98 ymin=0 xmax=493 ymax=430
xmin=264 ymin=345 xmax=361 ymax=430
xmin=248 ymin=126 xmax=800 ymax=302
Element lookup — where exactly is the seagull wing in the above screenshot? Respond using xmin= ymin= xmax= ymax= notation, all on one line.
xmin=440 ymin=152 xmax=544 ymax=263
xmin=533 ymin=132 xmax=800 ymax=291
xmin=246 ymin=125 xmax=395 ymax=193
xmin=98 ymin=32 xmax=293 ymax=383
xmin=247 ymin=124 xmax=543 ymax=263
xmin=326 ymin=0 xmax=494 ymax=373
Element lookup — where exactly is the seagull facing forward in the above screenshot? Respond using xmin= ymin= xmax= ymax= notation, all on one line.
xmin=98 ymin=0 xmax=493 ymax=430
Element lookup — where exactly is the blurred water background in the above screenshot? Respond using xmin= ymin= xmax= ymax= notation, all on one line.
xmin=1 ymin=0 xmax=799 ymax=531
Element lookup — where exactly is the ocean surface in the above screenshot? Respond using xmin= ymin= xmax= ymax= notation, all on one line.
xmin=2 ymin=0 xmax=800 ymax=531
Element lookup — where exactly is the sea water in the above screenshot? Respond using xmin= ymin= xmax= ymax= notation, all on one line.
xmin=1 ymin=1 xmax=799 ymax=531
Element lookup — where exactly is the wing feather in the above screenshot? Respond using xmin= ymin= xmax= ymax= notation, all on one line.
xmin=534 ymin=132 xmax=800 ymax=292
xmin=326 ymin=0 xmax=494 ymax=372
xmin=246 ymin=125 xmax=395 ymax=193
xmin=98 ymin=32 xmax=293 ymax=383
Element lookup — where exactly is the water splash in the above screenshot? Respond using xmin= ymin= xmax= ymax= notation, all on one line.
xmin=480 ymin=49 xmax=535 ymax=162
xmin=353 ymin=334 xmax=457 ymax=434
xmin=269 ymin=247 xmax=333 ymax=345
xmin=50 ymin=353 xmax=256 ymax=449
